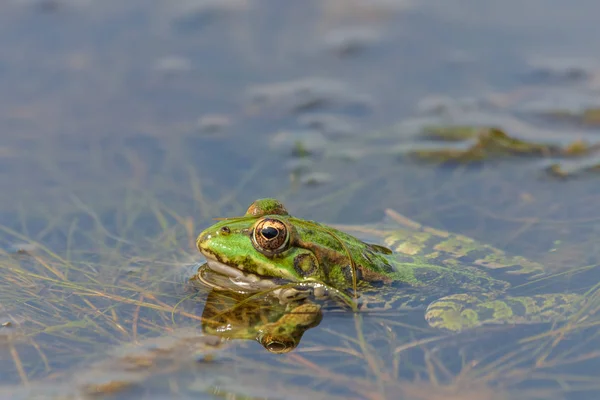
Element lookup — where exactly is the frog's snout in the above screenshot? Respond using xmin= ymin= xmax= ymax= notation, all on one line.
xmin=196 ymin=230 xmax=211 ymax=251
xmin=196 ymin=225 xmax=232 ymax=252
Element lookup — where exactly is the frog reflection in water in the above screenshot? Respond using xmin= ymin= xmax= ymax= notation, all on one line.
xmin=199 ymin=280 xmax=322 ymax=353
xmin=195 ymin=199 xmax=587 ymax=332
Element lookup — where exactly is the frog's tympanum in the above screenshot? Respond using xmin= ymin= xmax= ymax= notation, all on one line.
xmin=196 ymin=198 xmax=586 ymax=332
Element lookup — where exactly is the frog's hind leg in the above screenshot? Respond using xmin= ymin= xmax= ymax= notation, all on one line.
xmin=424 ymin=293 xmax=585 ymax=332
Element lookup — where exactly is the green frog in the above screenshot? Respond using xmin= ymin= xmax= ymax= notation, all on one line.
xmin=195 ymin=198 xmax=587 ymax=331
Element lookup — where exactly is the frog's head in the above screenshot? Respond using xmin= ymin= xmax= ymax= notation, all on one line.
xmin=196 ymin=199 xmax=326 ymax=288
xmin=196 ymin=198 xmax=396 ymax=292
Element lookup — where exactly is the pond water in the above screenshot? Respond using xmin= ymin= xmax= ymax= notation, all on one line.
xmin=2 ymin=1 xmax=600 ymax=399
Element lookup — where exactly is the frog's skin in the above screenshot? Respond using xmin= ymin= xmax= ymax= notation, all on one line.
xmin=196 ymin=199 xmax=585 ymax=331
xmin=200 ymin=280 xmax=322 ymax=353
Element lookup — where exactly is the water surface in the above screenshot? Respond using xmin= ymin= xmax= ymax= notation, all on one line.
xmin=2 ymin=1 xmax=600 ymax=399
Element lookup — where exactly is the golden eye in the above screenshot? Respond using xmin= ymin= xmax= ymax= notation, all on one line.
xmin=252 ymin=218 xmax=289 ymax=254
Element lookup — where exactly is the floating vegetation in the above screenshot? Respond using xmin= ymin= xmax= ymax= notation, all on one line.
xmin=269 ymin=130 xmax=329 ymax=158
xmin=322 ymin=27 xmax=382 ymax=57
xmin=299 ymin=172 xmax=334 ymax=186
xmin=297 ymin=113 xmax=358 ymax=137
xmin=419 ymin=125 xmax=484 ymax=142
xmin=524 ymin=56 xmax=597 ymax=84
xmin=545 ymin=162 xmax=600 ymax=179
xmin=246 ymin=78 xmax=374 ymax=115
xmin=410 ymin=126 xmax=600 ymax=164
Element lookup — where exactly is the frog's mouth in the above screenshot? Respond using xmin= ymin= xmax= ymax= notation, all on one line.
xmin=201 ymin=254 xmax=286 ymax=292
xmin=198 ymin=253 xmax=328 ymax=302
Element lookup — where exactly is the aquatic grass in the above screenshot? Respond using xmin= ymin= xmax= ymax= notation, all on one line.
xmin=2 ymin=136 xmax=600 ymax=399
xmin=0 ymin=200 xmax=213 ymax=386
xmin=285 ymin=321 xmax=563 ymax=399
xmin=2 ymin=198 xmax=600 ymax=399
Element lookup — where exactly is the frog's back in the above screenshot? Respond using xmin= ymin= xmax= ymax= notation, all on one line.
xmin=337 ymin=210 xmax=546 ymax=294
xmin=384 ymin=219 xmax=544 ymax=275
xmin=383 ymin=225 xmax=545 ymax=277
xmin=335 ymin=215 xmax=549 ymax=314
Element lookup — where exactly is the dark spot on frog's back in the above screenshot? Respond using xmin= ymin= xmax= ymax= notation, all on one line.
xmin=352 ymin=264 xmax=396 ymax=284
xmin=294 ymin=254 xmax=317 ymax=277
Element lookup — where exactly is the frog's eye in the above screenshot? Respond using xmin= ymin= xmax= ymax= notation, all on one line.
xmin=252 ymin=218 xmax=289 ymax=255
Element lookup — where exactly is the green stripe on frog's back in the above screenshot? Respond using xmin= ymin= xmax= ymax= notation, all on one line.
xmin=289 ymin=217 xmax=419 ymax=288
xmin=383 ymin=226 xmax=545 ymax=277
